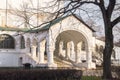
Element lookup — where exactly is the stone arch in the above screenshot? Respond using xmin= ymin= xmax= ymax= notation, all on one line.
xmin=31 ymin=38 xmax=39 ymax=57
xmin=0 ymin=34 xmax=15 ymax=49
xmin=32 ymin=38 xmax=38 ymax=46
xmin=54 ymin=30 xmax=89 ymax=62
xmin=26 ymin=38 xmax=31 ymax=53
xmin=20 ymin=35 xmax=25 ymax=49
xmin=50 ymin=27 xmax=91 ymax=52
xmin=26 ymin=38 xmax=31 ymax=47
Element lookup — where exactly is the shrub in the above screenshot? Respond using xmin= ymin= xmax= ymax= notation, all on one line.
xmin=0 ymin=68 xmax=82 ymax=80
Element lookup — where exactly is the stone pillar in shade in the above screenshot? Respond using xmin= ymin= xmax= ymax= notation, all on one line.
xmin=31 ymin=46 xmax=37 ymax=58
xmin=38 ymin=40 xmax=46 ymax=63
xmin=76 ymin=41 xmax=82 ymax=63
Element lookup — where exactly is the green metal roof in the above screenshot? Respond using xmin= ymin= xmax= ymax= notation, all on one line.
xmin=0 ymin=26 xmax=29 ymax=32
xmin=31 ymin=14 xmax=95 ymax=33
xmin=31 ymin=15 xmax=70 ymax=33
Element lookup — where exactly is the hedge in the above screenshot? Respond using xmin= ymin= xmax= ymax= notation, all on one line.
xmin=0 ymin=68 xmax=82 ymax=80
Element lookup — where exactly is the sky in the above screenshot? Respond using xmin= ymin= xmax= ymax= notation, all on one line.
xmin=0 ymin=0 xmax=22 ymax=9
xmin=0 ymin=0 xmax=56 ymax=9
xmin=0 ymin=0 xmax=119 ymax=42
xmin=0 ymin=0 xmax=49 ymax=28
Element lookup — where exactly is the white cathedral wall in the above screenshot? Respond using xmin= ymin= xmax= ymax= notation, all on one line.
xmin=0 ymin=53 xmax=20 ymax=67
xmin=0 ymin=30 xmax=48 ymax=67
xmin=114 ymin=47 xmax=120 ymax=60
xmin=0 ymin=31 xmax=21 ymax=67
xmin=94 ymin=38 xmax=120 ymax=66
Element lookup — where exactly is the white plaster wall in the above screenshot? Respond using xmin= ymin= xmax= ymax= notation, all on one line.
xmin=95 ymin=38 xmax=120 ymax=61
xmin=95 ymin=39 xmax=105 ymax=46
xmin=93 ymin=38 xmax=105 ymax=53
xmin=0 ymin=31 xmax=24 ymax=67
xmin=0 ymin=52 xmax=20 ymax=67
xmin=36 ymin=31 xmax=48 ymax=42
xmin=114 ymin=46 xmax=120 ymax=60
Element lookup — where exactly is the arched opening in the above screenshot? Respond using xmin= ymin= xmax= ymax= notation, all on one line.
xmin=20 ymin=35 xmax=25 ymax=49
xmin=26 ymin=38 xmax=31 ymax=53
xmin=32 ymin=39 xmax=37 ymax=46
xmin=0 ymin=34 xmax=15 ymax=49
xmin=54 ymin=30 xmax=88 ymax=66
xmin=32 ymin=38 xmax=38 ymax=57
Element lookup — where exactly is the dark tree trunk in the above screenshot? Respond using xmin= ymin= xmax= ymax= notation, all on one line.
xmin=103 ymin=22 xmax=113 ymax=79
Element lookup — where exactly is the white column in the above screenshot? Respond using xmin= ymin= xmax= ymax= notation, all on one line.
xmin=66 ymin=42 xmax=70 ymax=59
xmin=76 ymin=50 xmax=80 ymax=63
xmin=86 ymin=48 xmax=92 ymax=63
xmin=59 ymin=41 xmax=63 ymax=56
xmin=76 ymin=41 xmax=82 ymax=63
xmin=15 ymin=36 xmax=20 ymax=51
xmin=38 ymin=40 xmax=46 ymax=63
xmin=46 ymin=33 xmax=57 ymax=67
xmin=47 ymin=47 xmax=54 ymax=64
xmin=47 ymin=46 xmax=57 ymax=68
xmin=70 ymin=41 xmax=75 ymax=61
xmin=31 ymin=46 xmax=37 ymax=58
xmin=86 ymin=47 xmax=96 ymax=69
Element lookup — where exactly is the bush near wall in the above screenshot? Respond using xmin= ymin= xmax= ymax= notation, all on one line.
xmin=0 ymin=68 xmax=82 ymax=80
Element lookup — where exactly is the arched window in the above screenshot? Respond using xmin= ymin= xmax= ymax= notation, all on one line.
xmin=0 ymin=34 xmax=15 ymax=49
xmin=33 ymin=39 xmax=38 ymax=57
xmin=36 ymin=44 xmax=38 ymax=57
xmin=20 ymin=36 xmax=25 ymax=49
xmin=32 ymin=39 xmax=37 ymax=46
xmin=26 ymin=38 xmax=31 ymax=53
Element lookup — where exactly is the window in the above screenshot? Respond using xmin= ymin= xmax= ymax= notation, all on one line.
xmin=0 ymin=34 xmax=15 ymax=49
xmin=20 ymin=36 xmax=25 ymax=49
xmin=36 ymin=45 xmax=38 ymax=57
xmin=27 ymin=38 xmax=31 ymax=53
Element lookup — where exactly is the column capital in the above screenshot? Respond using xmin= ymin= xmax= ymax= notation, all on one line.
xmin=31 ymin=45 xmax=37 ymax=48
xmin=48 ymin=46 xmax=55 ymax=52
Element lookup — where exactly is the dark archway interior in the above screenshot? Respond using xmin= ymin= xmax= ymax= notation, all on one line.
xmin=54 ymin=30 xmax=88 ymax=62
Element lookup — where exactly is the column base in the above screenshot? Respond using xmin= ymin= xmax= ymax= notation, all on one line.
xmin=47 ymin=63 xmax=57 ymax=68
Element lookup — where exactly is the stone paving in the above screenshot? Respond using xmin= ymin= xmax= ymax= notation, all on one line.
xmin=83 ymin=69 xmax=103 ymax=76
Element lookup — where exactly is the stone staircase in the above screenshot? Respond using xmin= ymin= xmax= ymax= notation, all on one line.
xmin=54 ymin=56 xmax=88 ymax=69
xmin=21 ymin=53 xmax=39 ymax=67
xmin=54 ymin=56 xmax=74 ymax=68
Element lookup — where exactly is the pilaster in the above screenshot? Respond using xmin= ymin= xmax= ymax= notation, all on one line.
xmin=31 ymin=46 xmax=37 ymax=58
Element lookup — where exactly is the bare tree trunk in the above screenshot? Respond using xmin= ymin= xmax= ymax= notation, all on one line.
xmin=103 ymin=25 xmax=113 ymax=79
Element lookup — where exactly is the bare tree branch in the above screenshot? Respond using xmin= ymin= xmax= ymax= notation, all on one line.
xmin=107 ymin=0 xmax=116 ymax=19
xmin=112 ymin=16 xmax=120 ymax=27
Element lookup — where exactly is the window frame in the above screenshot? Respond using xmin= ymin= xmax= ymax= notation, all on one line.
xmin=0 ymin=34 xmax=15 ymax=49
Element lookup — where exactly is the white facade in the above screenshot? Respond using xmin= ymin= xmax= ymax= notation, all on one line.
xmin=0 ymin=15 xmax=119 ymax=69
